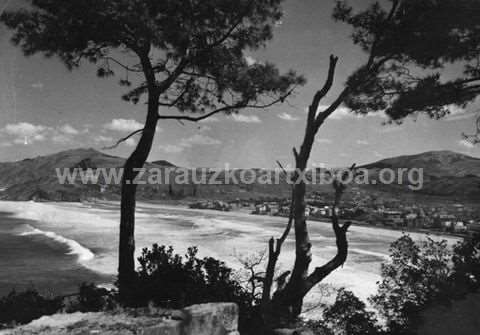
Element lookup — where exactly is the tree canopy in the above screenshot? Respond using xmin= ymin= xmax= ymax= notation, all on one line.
xmin=1 ymin=0 xmax=304 ymax=119
xmin=334 ymin=0 xmax=480 ymax=121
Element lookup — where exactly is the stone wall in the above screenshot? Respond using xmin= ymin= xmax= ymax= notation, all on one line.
xmin=1 ymin=303 xmax=239 ymax=335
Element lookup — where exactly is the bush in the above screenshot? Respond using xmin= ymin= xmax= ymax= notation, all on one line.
xmin=323 ymin=289 xmax=381 ymax=335
xmin=370 ymin=235 xmax=451 ymax=332
xmin=135 ymin=245 xmax=256 ymax=332
xmin=0 ymin=289 xmax=63 ymax=327
xmin=66 ymin=282 xmax=114 ymax=313
xmin=370 ymin=234 xmax=480 ymax=335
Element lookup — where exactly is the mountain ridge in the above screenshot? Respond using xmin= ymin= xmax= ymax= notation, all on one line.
xmin=1 ymin=148 xmax=480 ymax=201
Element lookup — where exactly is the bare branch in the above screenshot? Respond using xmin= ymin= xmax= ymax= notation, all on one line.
xmin=157 ymin=86 xmax=297 ymax=122
xmin=198 ymin=0 xmax=255 ymax=50
xmin=301 ymin=164 xmax=357 ymax=296
xmin=103 ymin=128 xmax=143 ymax=150
xmin=308 ymin=55 xmax=339 ymax=121
xmin=103 ymin=56 xmax=142 ymax=73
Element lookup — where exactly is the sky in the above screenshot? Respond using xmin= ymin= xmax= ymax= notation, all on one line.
xmin=0 ymin=0 xmax=479 ymax=168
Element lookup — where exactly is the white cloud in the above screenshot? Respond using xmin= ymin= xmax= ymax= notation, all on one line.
xmin=3 ymin=122 xmax=47 ymax=136
xmin=198 ymin=125 xmax=212 ymax=132
xmin=316 ymin=138 xmax=332 ymax=144
xmin=278 ymin=112 xmax=300 ymax=121
xmin=356 ymin=139 xmax=369 ymax=145
xmin=31 ymin=82 xmax=44 ymax=89
xmin=51 ymin=133 xmax=72 ymax=144
xmin=377 ymin=125 xmax=402 ymax=133
xmin=231 ymin=114 xmax=262 ymax=123
xmin=104 ymin=118 xmax=144 ymax=132
xmin=94 ymin=135 xmax=114 ymax=143
xmin=245 ymin=55 xmax=257 ymax=66
xmin=458 ymin=139 xmax=475 ymax=149
xmin=124 ymin=138 xmax=137 ymax=147
xmin=1 ymin=122 xmax=50 ymax=145
xmin=180 ymin=134 xmax=221 ymax=147
xmin=59 ymin=124 xmax=79 ymax=135
xmin=200 ymin=116 xmax=220 ymax=123
xmin=159 ymin=134 xmax=221 ymax=153
xmin=160 ymin=144 xmax=185 ymax=153
xmin=0 ymin=141 xmax=12 ymax=147
xmin=444 ymin=105 xmax=477 ymax=122
xmin=1 ymin=122 xmax=90 ymax=145
xmin=319 ymin=105 xmax=386 ymax=120
xmin=373 ymin=151 xmax=383 ymax=158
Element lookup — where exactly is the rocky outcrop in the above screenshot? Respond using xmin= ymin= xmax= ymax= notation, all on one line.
xmin=1 ymin=303 xmax=239 ymax=335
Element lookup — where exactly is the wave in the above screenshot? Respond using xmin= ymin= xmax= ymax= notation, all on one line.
xmin=349 ymin=248 xmax=390 ymax=260
xmin=19 ymin=225 xmax=95 ymax=263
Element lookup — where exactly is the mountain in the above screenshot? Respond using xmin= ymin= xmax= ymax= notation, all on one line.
xmin=0 ymin=148 xmax=175 ymax=201
xmin=1 ymin=148 xmax=480 ymax=202
xmin=151 ymin=160 xmax=176 ymax=167
xmin=361 ymin=150 xmax=480 ymax=178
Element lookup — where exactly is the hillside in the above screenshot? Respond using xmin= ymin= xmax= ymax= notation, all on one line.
xmin=0 ymin=149 xmax=176 ymax=201
xmin=1 ymin=148 xmax=480 ymax=202
xmin=361 ymin=150 xmax=480 ymax=177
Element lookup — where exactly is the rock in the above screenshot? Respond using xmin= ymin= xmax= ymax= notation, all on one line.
xmin=1 ymin=303 xmax=240 ymax=335
xmin=273 ymin=329 xmax=315 ymax=335
xmin=143 ymin=319 xmax=183 ymax=335
xmin=183 ymin=303 xmax=239 ymax=335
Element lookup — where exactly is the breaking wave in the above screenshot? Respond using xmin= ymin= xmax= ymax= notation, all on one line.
xmin=19 ymin=225 xmax=95 ymax=262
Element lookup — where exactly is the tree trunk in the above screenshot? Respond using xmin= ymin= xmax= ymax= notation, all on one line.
xmin=118 ymin=92 xmax=159 ymax=304
xmin=264 ymin=56 xmax=352 ymax=327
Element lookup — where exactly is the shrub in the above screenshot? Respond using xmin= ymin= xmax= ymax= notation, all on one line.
xmin=370 ymin=235 xmax=451 ymax=332
xmin=0 ymin=289 xmax=63 ymax=327
xmin=135 ymin=245 xmax=256 ymax=332
xmin=323 ymin=289 xmax=381 ymax=335
xmin=66 ymin=282 xmax=114 ymax=313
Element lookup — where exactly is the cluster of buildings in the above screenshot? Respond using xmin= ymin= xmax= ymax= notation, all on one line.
xmin=249 ymin=192 xmax=480 ymax=236
xmin=189 ymin=200 xmax=232 ymax=211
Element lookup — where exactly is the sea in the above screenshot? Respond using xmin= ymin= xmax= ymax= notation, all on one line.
xmin=0 ymin=200 xmax=460 ymax=312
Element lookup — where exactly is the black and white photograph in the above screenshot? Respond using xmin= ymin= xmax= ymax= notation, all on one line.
xmin=0 ymin=0 xmax=479 ymax=334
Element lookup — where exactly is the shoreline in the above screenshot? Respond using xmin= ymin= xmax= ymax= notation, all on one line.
xmin=134 ymin=199 xmax=464 ymax=242
xmin=0 ymin=198 xmax=464 ymax=242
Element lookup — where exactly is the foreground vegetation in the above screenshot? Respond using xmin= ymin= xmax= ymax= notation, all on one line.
xmin=1 ymin=234 xmax=478 ymax=334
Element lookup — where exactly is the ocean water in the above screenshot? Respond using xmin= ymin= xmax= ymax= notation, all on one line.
xmin=0 ymin=201 xmax=460 ymax=308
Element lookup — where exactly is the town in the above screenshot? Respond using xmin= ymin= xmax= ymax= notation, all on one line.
xmin=189 ymin=189 xmax=480 ymax=237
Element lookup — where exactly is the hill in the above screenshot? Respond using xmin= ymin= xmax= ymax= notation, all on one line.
xmin=0 ymin=149 xmax=176 ymax=201
xmin=361 ymin=150 xmax=480 ymax=178
xmin=1 ymin=148 xmax=480 ymax=202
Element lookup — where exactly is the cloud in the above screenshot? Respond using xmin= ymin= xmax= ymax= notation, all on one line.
xmin=104 ymin=118 xmax=144 ymax=132
xmin=373 ymin=151 xmax=383 ymax=158
xmin=200 ymin=116 xmax=220 ymax=123
xmin=160 ymin=144 xmax=185 ymax=153
xmin=31 ymin=82 xmax=44 ymax=89
xmin=1 ymin=122 xmax=89 ymax=145
xmin=159 ymin=134 xmax=221 ymax=153
xmin=59 ymin=124 xmax=79 ymax=135
xmin=377 ymin=125 xmax=402 ymax=133
xmin=198 ymin=125 xmax=212 ymax=132
xmin=316 ymin=138 xmax=332 ymax=144
xmin=231 ymin=114 xmax=262 ymax=123
xmin=458 ymin=139 xmax=475 ymax=149
xmin=244 ymin=55 xmax=257 ymax=66
xmin=320 ymin=105 xmax=386 ymax=120
xmin=278 ymin=112 xmax=300 ymax=121
xmin=1 ymin=122 xmax=50 ymax=145
xmin=444 ymin=105 xmax=477 ymax=122
xmin=93 ymin=135 xmax=114 ymax=143
xmin=356 ymin=139 xmax=369 ymax=145
xmin=0 ymin=141 xmax=12 ymax=147
xmin=51 ymin=133 xmax=72 ymax=144
xmin=181 ymin=134 xmax=221 ymax=147
xmin=124 ymin=138 xmax=137 ymax=147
